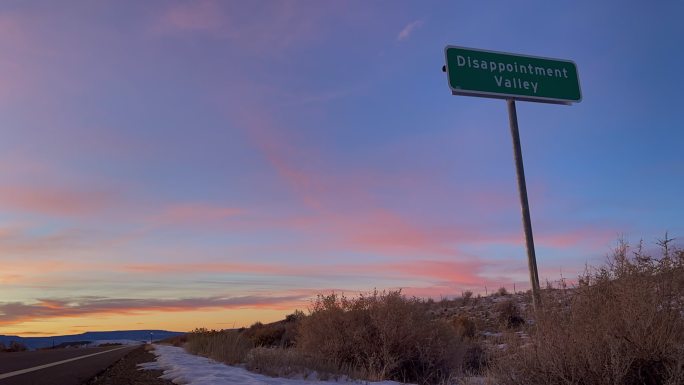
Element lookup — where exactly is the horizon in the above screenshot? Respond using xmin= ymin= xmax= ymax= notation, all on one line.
xmin=0 ymin=328 xmax=184 ymax=339
xmin=1 ymin=1 xmax=682 ymax=337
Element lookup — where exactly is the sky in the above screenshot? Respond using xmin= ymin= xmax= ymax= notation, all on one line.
xmin=0 ymin=1 xmax=682 ymax=336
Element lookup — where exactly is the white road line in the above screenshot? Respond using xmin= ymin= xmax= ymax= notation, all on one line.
xmin=0 ymin=345 xmax=132 ymax=380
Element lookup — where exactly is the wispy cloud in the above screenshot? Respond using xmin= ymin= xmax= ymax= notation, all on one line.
xmin=150 ymin=203 xmax=244 ymax=226
xmin=0 ymin=295 xmax=308 ymax=326
xmin=397 ymin=19 xmax=424 ymax=41
xmin=150 ymin=1 xmax=337 ymax=53
xmin=152 ymin=0 xmax=225 ymax=35
xmin=0 ymin=225 xmax=92 ymax=256
xmin=0 ymin=185 xmax=115 ymax=217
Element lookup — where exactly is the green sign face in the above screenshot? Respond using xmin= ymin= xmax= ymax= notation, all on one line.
xmin=445 ymin=46 xmax=581 ymax=104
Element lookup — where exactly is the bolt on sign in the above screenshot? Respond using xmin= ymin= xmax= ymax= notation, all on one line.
xmin=444 ymin=46 xmax=581 ymax=105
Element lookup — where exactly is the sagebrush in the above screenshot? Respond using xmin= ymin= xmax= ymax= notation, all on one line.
xmin=491 ymin=238 xmax=684 ymax=385
xmin=297 ymin=290 xmax=465 ymax=385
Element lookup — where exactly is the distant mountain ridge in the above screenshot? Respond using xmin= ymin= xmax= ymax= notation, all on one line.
xmin=0 ymin=329 xmax=184 ymax=350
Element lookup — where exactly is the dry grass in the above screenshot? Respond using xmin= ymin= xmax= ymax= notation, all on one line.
xmin=185 ymin=237 xmax=683 ymax=385
xmin=185 ymin=328 xmax=252 ymax=365
xmin=245 ymin=347 xmax=363 ymax=380
xmin=159 ymin=334 xmax=187 ymax=347
xmin=491 ymin=239 xmax=684 ymax=385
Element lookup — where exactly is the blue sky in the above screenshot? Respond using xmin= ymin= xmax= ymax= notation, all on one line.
xmin=0 ymin=0 xmax=682 ymax=335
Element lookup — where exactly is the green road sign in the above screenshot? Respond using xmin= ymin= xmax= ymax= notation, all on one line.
xmin=445 ymin=46 xmax=581 ymax=104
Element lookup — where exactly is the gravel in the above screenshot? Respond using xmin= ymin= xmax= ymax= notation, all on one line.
xmin=83 ymin=345 xmax=173 ymax=385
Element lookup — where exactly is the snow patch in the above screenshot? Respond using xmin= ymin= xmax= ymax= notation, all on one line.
xmin=139 ymin=344 xmax=408 ymax=385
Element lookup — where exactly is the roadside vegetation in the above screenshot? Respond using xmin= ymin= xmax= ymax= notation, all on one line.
xmin=0 ymin=341 xmax=28 ymax=352
xmin=183 ymin=235 xmax=683 ymax=385
xmin=491 ymin=237 xmax=684 ymax=385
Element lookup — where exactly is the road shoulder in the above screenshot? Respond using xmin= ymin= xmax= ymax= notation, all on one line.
xmin=84 ymin=345 xmax=173 ymax=385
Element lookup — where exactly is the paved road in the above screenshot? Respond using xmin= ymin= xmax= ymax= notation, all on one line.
xmin=0 ymin=345 xmax=139 ymax=385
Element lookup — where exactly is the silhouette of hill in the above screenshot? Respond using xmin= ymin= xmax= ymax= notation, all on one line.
xmin=0 ymin=330 xmax=184 ymax=350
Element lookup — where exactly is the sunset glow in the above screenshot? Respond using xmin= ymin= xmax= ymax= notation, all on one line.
xmin=1 ymin=1 xmax=682 ymax=336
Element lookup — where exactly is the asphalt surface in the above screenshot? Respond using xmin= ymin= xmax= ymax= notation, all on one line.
xmin=0 ymin=345 xmax=139 ymax=385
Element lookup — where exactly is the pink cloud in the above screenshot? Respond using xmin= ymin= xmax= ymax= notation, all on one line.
xmin=120 ymin=257 xmax=495 ymax=292
xmin=0 ymin=225 xmax=89 ymax=256
xmin=153 ymin=0 xmax=225 ymax=34
xmin=150 ymin=1 xmax=339 ymax=53
xmin=0 ymin=11 xmax=35 ymax=103
xmin=535 ymin=228 xmax=616 ymax=249
xmin=0 ymin=185 xmax=114 ymax=217
xmin=122 ymin=261 xmax=292 ymax=275
xmin=225 ymin=106 xmax=479 ymax=257
xmin=223 ymin=99 xmax=616 ymax=260
xmin=151 ymin=203 xmax=244 ymax=225
xmin=379 ymin=260 xmax=486 ymax=285
xmin=326 ymin=209 xmax=462 ymax=257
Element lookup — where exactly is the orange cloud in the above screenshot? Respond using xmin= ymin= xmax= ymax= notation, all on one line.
xmin=0 ymin=273 xmax=23 ymax=284
xmin=0 ymin=295 xmax=308 ymax=327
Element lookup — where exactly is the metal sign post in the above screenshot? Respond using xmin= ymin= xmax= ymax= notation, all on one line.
xmin=444 ymin=46 xmax=582 ymax=310
xmin=507 ymin=99 xmax=541 ymax=308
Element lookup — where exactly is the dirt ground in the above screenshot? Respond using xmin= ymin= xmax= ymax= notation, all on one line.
xmin=83 ymin=345 xmax=173 ymax=385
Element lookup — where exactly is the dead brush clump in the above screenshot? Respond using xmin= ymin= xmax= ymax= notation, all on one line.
xmin=297 ymin=290 xmax=465 ymax=385
xmin=491 ymin=238 xmax=684 ymax=385
xmin=185 ymin=328 xmax=252 ymax=364
xmin=160 ymin=334 xmax=187 ymax=347
xmin=245 ymin=347 xmax=360 ymax=380
xmin=452 ymin=315 xmax=477 ymax=339
xmin=494 ymin=299 xmax=525 ymax=329
xmin=243 ymin=311 xmax=303 ymax=348
xmin=244 ymin=322 xmax=285 ymax=347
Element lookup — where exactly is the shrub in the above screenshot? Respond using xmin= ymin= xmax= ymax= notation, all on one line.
xmin=244 ymin=322 xmax=282 ymax=347
xmin=462 ymin=342 xmax=488 ymax=375
xmin=297 ymin=290 xmax=465 ymax=384
xmin=4 ymin=341 xmax=28 ymax=352
xmin=462 ymin=290 xmax=473 ymax=305
xmin=495 ymin=299 xmax=525 ymax=329
xmin=185 ymin=328 xmax=252 ymax=364
xmin=285 ymin=310 xmax=305 ymax=323
xmin=243 ymin=319 xmax=300 ymax=348
xmin=452 ymin=315 xmax=477 ymax=339
xmin=491 ymin=238 xmax=684 ymax=385
xmin=496 ymin=287 xmax=508 ymax=296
